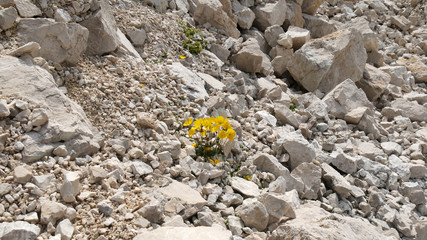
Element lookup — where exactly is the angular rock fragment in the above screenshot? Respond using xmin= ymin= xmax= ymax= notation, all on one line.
xmin=321 ymin=163 xmax=353 ymax=198
xmin=230 ymin=176 xmax=260 ymax=197
xmin=168 ymin=62 xmax=209 ymax=100
xmin=390 ymin=99 xmax=427 ymax=122
xmin=0 ymin=221 xmax=40 ymax=240
xmin=303 ymin=13 xmax=337 ymax=39
xmin=291 ymin=162 xmax=322 ymax=199
xmin=289 ymin=29 xmax=367 ymax=93
xmin=236 ymin=198 xmax=269 ymax=231
xmin=356 ymin=64 xmax=391 ymax=101
xmin=15 ymin=0 xmax=41 ymax=18
xmin=133 ymin=226 xmax=232 ymax=240
xmin=301 ymin=0 xmax=323 ymax=15
xmin=230 ymin=38 xmax=272 ymax=75
xmin=18 ymin=18 xmax=89 ymax=65
xmin=258 ymin=192 xmax=297 ymax=224
xmin=252 ymin=0 xmax=287 ymax=31
xmin=40 ymin=201 xmax=67 ymax=224
xmin=286 ymin=26 xmax=310 ymax=50
xmin=0 ymin=7 xmax=17 ymax=30
xmin=281 ymin=131 xmax=316 ymax=170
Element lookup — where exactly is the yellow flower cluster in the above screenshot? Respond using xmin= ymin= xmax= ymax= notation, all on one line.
xmin=184 ymin=116 xmax=236 ymax=142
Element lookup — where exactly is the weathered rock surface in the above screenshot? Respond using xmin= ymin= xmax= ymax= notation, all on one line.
xmin=289 ymin=29 xmax=367 ymax=93
xmin=18 ymin=18 xmax=89 ymax=65
xmin=231 ymin=38 xmax=272 ymax=75
xmin=133 ymin=226 xmax=232 ymax=240
xmin=0 ymin=56 xmax=101 ymax=162
xmin=168 ymin=62 xmax=209 ymax=100
xmin=252 ymin=0 xmax=287 ymax=31
xmin=0 ymin=221 xmax=40 ymax=240
xmin=356 ymin=64 xmax=391 ymax=101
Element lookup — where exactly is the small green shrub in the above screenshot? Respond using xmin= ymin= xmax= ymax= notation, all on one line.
xmin=179 ymin=22 xmax=207 ymax=55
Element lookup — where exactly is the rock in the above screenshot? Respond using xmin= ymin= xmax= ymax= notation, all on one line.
xmin=321 ymin=163 xmax=353 ymax=198
xmin=33 ymin=174 xmax=54 ymax=190
xmin=0 ymin=183 xmax=12 ymax=196
xmin=379 ymin=65 xmax=410 ymax=87
xmin=0 ymin=0 xmax=14 ymax=7
xmin=231 ymin=0 xmax=255 ymax=30
xmin=380 ymin=142 xmax=402 ymax=156
xmin=274 ymin=104 xmax=300 ymax=128
xmin=28 ymin=108 xmax=48 ymax=127
xmin=54 ymin=9 xmax=72 ymax=23
xmin=331 ymin=151 xmax=358 ymax=174
xmin=400 ymin=182 xmax=426 ymax=205
xmin=390 ymin=99 xmax=427 ymax=122
xmin=40 ymin=201 xmax=67 ymax=224
xmin=197 ymin=72 xmax=225 ymax=92
xmin=301 ymin=0 xmax=323 ymax=15
xmin=131 ymin=161 xmax=154 ymax=176
xmin=303 ymin=14 xmax=337 ymax=39
xmin=98 ymin=201 xmax=114 ymax=216
xmin=391 ymin=15 xmax=411 ymax=32
xmin=291 ymin=162 xmax=322 ymax=199
xmin=283 ymin=1 xmax=304 ymax=29
xmin=394 ymin=212 xmax=416 ymax=237
xmin=270 ymin=202 xmax=395 ymax=240
xmin=15 ymin=0 xmax=41 ymax=17
xmin=18 ymin=18 xmax=89 ymax=65
xmin=144 ymin=0 xmax=168 ymax=13
xmin=115 ymin=28 xmax=143 ymax=61
xmin=8 ymin=42 xmax=40 ymax=57
xmin=356 ymin=64 xmax=390 ymax=101
xmin=133 ymin=226 xmax=232 ymax=240
xmin=344 ymin=107 xmax=368 ymax=124
xmin=409 ymin=162 xmax=427 ymax=179
xmin=227 ymin=215 xmax=243 ymax=236
xmin=231 ymin=38 xmax=272 ymax=75
xmin=341 ymin=17 xmax=378 ymax=53
xmin=252 ymin=0 xmax=287 ymax=31
xmin=264 ymin=25 xmax=284 ymax=48
xmin=13 ymin=165 xmax=32 ymax=184
xmin=0 ymin=221 xmax=40 ymax=240
xmin=0 ymin=6 xmax=17 ymax=30
xmin=230 ymin=176 xmax=260 ymax=197
xmin=286 ymin=26 xmax=311 ymax=50
xmin=60 ymin=171 xmax=81 ymax=203
xmin=254 ymin=111 xmax=277 ymax=127
xmin=416 ymin=221 xmax=427 ymax=240
xmin=396 ymin=56 xmax=427 ymax=83
xmin=80 ymin=0 xmax=120 ymax=55
xmin=289 ymin=29 xmax=367 ymax=93
xmin=168 ymin=62 xmax=209 ymax=100
xmin=357 ymin=142 xmax=384 ymax=161
xmin=194 ymin=0 xmax=240 ymax=38
xmin=388 ymin=155 xmax=410 ymax=182
xmin=277 ymin=33 xmax=293 ymax=49
xmin=252 ymin=153 xmax=288 ymax=178
xmin=89 ymin=166 xmax=108 ymax=183
xmin=55 ymin=219 xmax=74 ymax=240
xmin=235 ymin=198 xmax=269 ymax=231
xmin=159 ymin=180 xmax=207 ymax=218
xmin=0 ymin=99 xmax=10 ymax=117
xmin=281 ymin=131 xmax=316 ymax=170
xmin=323 ymin=79 xmax=373 ymax=119
xmin=127 ymin=28 xmax=146 ymax=47
xmin=258 ymin=192 xmax=297 ymax=224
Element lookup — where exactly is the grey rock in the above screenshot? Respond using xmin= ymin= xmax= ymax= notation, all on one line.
xmin=380 ymin=65 xmax=411 ymax=87
xmin=80 ymin=0 xmax=120 ymax=55
xmin=168 ymin=62 xmax=208 ymax=100
xmin=15 ymin=0 xmax=41 ymax=17
xmin=18 ymin=18 xmax=89 ymax=65
xmin=274 ymin=104 xmax=300 ymax=128
xmin=60 ymin=171 xmax=81 ymax=203
xmin=264 ymin=25 xmax=284 ymax=48
xmin=301 ymin=0 xmax=323 ymax=15
xmin=33 ymin=174 xmax=54 ymax=190
xmin=321 ymin=163 xmax=353 ymax=198
xmin=0 ymin=221 xmax=40 ymax=240
xmin=55 ymin=219 xmax=74 ymax=240
xmin=0 ymin=6 xmax=17 ymax=30
xmin=54 ymin=9 xmax=72 ymax=23
xmin=230 ymin=176 xmax=260 ymax=197
xmin=127 ymin=28 xmax=146 ymax=47
xmin=235 ymin=198 xmax=269 ymax=231
xmin=98 ymin=201 xmax=114 ymax=216
xmin=330 ymin=151 xmax=357 ymax=174
xmin=388 ymin=155 xmax=410 ymax=182
xmin=231 ymin=0 xmax=255 ymax=30
xmin=0 ymin=183 xmax=12 ymax=196
xmin=40 ymin=201 xmax=67 ymax=224
xmin=281 ymin=131 xmax=316 ymax=170
xmin=230 ymin=38 xmax=272 ymax=75
xmin=356 ymin=64 xmax=390 ymax=101
xmin=289 ymin=29 xmax=366 ymax=93
xmin=258 ymin=192 xmax=297 ymax=224
xmin=0 ymin=99 xmax=10 ymax=118
xmin=381 ymin=142 xmax=402 ymax=156
xmin=390 ymin=99 xmax=427 ymax=122
xmin=303 ymin=13 xmax=337 ymax=39
xmin=13 ymin=165 xmax=32 ymax=184
xmin=132 ymin=161 xmax=153 ymax=176
xmin=291 ymin=162 xmax=321 ymax=199
xmin=252 ymin=0 xmax=287 ymax=31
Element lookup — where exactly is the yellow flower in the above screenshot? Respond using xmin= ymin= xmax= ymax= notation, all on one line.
xmin=194 ymin=119 xmax=202 ymax=130
xmin=202 ymin=118 xmax=213 ymax=129
xmin=201 ymin=129 xmax=207 ymax=136
xmin=192 ymin=143 xmax=197 ymax=147
xmin=209 ymin=159 xmax=215 ymax=165
xmin=222 ymin=121 xmax=232 ymax=130
xmin=183 ymin=117 xmax=193 ymax=126
xmin=227 ymin=128 xmax=236 ymax=141
xmin=215 ymin=159 xmax=220 ymax=164
xmin=218 ymin=130 xmax=227 ymax=139
xmin=204 ymin=147 xmax=211 ymax=151
xmin=141 ymin=83 xmax=145 ymax=87
xmin=211 ymin=124 xmax=221 ymax=132
xmin=244 ymin=175 xmax=251 ymax=181
xmin=188 ymin=127 xmax=196 ymax=137
xmin=209 ymin=158 xmax=221 ymax=165
xmin=215 ymin=116 xmax=228 ymax=126
xmin=179 ymin=55 xmax=186 ymax=59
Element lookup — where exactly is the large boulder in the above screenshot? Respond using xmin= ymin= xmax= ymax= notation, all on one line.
xmin=289 ymin=29 xmax=367 ymax=93
xmin=194 ymin=0 xmax=240 ymax=38
xmin=270 ymin=202 xmax=396 ymax=240
xmin=303 ymin=13 xmax=337 ymax=39
xmin=0 ymin=56 xmax=102 ymax=162
xmin=80 ymin=0 xmax=120 ymax=55
xmin=18 ymin=18 xmax=89 ymax=65
xmin=252 ymin=0 xmax=287 ymax=31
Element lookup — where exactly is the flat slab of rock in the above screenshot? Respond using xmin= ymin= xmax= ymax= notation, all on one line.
xmin=270 ymin=202 xmax=396 ymax=240
xmin=321 ymin=163 xmax=353 ymax=198
xmin=0 ymin=56 xmax=101 ymax=162
xmin=168 ymin=62 xmax=208 ymax=100
xmin=230 ymin=176 xmax=260 ymax=197
xmin=356 ymin=64 xmax=390 ymax=101
xmin=0 ymin=221 xmax=40 ymax=240
xmin=133 ymin=226 xmax=232 ymax=240
xmin=231 ymin=38 xmax=272 ymax=75
xmin=390 ymin=99 xmax=427 ymax=122
xmin=289 ymin=29 xmax=367 ymax=93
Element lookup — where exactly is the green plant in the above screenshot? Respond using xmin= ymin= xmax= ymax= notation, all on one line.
xmin=183 ymin=116 xmax=236 ymax=164
xmin=179 ymin=22 xmax=207 ymax=55
xmin=290 ymin=103 xmax=297 ymax=112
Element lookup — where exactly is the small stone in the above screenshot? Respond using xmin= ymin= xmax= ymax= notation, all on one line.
xmin=54 ymin=9 xmax=72 ymax=23
xmin=40 ymin=201 xmax=67 ymax=224
xmin=89 ymin=166 xmax=108 ymax=183
xmin=131 ymin=161 xmax=153 ymax=176
xmin=15 ymin=0 xmax=42 ymax=17
xmin=55 ymin=219 xmax=74 ymax=240
xmin=230 ymin=177 xmax=260 ymax=197
xmin=53 ymin=145 xmax=68 ymax=157
xmin=97 ymin=201 xmax=113 ymax=216
xmin=127 ymin=28 xmax=146 ymax=47
xmin=0 ymin=7 xmax=18 ymax=30
xmin=0 ymin=183 xmax=12 ymax=196
xmin=236 ymin=198 xmax=269 ymax=231
xmin=60 ymin=171 xmax=81 ymax=202
xmin=0 ymin=99 xmax=10 ymax=117
xmin=13 ymin=165 xmax=33 ymax=184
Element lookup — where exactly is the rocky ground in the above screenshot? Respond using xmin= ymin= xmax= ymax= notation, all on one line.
xmin=0 ymin=0 xmax=426 ymax=239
